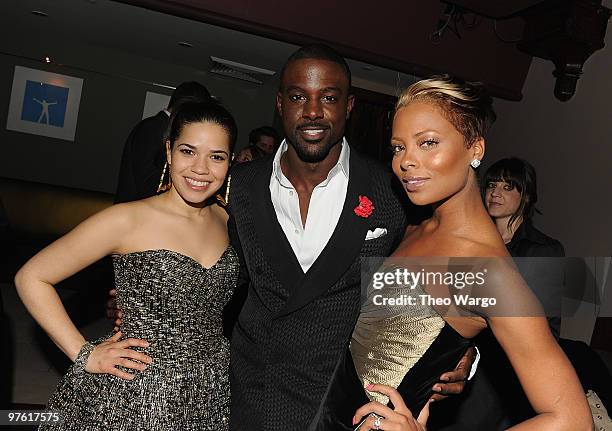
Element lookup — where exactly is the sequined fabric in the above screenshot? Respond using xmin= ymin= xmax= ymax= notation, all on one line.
xmin=41 ymin=247 xmax=238 ymax=431
xmin=350 ymin=265 xmax=445 ymax=405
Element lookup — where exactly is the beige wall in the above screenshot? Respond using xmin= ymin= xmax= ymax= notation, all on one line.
xmin=484 ymin=29 xmax=612 ymax=257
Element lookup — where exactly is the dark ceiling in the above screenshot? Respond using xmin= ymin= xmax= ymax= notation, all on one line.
xmin=118 ymin=0 xmax=535 ymax=100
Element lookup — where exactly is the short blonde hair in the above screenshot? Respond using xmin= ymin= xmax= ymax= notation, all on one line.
xmin=396 ymin=74 xmax=496 ymax=145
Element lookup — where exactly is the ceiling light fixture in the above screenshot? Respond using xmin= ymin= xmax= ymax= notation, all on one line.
xmin=31 ymin=10 xmax=49 ymax=17
xmin=209 ymin=56 xmax=275 ymax=85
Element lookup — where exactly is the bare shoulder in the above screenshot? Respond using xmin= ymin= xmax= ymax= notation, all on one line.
xmin=98 ymin=197 xmax=177 ymax=235
xmin=107 ymin=199 xmax=156 ymax=227
xmin=452 ymin=236 xmax=508 ymax=258
xmin=414 ymin=233 xmax=509 ymax=258
xmin=82 ymin=201 xmax=138 ymax=231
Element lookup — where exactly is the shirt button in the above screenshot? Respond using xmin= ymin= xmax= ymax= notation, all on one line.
xmin=289 ymin=191 xmax=294 ymax=196
xmin=294 ymin=229 xmax=299 ymax=234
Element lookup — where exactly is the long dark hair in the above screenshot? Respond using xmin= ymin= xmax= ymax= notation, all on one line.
xmin=482 ymin=157 xmax=540 ymax=228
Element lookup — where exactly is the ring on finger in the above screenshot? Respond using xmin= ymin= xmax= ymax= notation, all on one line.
xmin=371 ymin=414 xmax=382 ymax=430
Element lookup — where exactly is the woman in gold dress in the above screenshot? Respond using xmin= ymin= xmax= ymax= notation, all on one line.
xmin=314 ymin=76 xmax=592 ymax=431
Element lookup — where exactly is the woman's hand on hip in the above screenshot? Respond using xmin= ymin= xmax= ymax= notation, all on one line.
xmin=85 ymin=331 xmax=152 ymax=380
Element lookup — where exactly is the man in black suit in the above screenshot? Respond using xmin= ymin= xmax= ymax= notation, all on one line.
xmin=114 ymin=82 xmax=211 ymax=203
xmin=227 ymin=45 xmax=474 ymax=431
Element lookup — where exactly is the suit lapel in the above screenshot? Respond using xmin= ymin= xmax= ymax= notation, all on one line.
xmin=249 ymin=159 xmax=304 ymax=293
xmin=276 ymin=150 xmax=372 ymax=317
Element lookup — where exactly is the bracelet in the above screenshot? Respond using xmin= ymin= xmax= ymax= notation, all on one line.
xmin=73 ymin=341 xmax=95 ymax=374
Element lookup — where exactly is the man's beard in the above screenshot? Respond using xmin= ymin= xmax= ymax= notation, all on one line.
xmin=289 ymin=135 xmax=341 ymax=163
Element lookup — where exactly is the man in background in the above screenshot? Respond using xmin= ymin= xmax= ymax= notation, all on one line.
xmin=233 ymin=126 xmax=280 ymax=163
xmin=248 ymin=126 xmax=279 ymax=155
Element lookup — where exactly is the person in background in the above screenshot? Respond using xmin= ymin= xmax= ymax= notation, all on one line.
xmin=248 ymin=126 xmax=279 ymax=155
xmin=484 ymin=157 xmax=567 ymax=333
xmin=233 ymin=143 xmax=266 ymax=164
xmin=233 ymin=126 xmax=280 ymax=163
xmin=114 ymin=81 xmax=211 ymax=203
xmin=484 ymin=157 xmax=564 ymax=258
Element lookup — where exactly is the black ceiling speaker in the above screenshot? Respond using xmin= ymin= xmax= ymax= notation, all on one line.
xmin=441 ymin=0 xmax=611 ymax=101
xmin=517 ymin=0 xmax=611 ymax=101
xmin=439 ymin=1 xmax=546 ymax=19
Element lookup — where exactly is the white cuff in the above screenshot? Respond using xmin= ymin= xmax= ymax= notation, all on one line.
xmin=467 ymin=346 xmax=480 ymax=380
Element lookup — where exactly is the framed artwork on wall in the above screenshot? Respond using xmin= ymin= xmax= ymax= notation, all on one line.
xmin=6 ymin=66 xmax=84 ymax=141
xmin=142 ymin=91 xmax=170 ymax=119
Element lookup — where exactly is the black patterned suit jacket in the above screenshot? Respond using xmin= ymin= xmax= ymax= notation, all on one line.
xmin=114 ymin=111 xmax=169 ymax=203
xmin=227 ymin=148 xmax=407 ymax=431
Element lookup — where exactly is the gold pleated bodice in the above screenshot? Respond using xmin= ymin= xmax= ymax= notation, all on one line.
xmin=350 ymin=266 xmax=445 ymax=404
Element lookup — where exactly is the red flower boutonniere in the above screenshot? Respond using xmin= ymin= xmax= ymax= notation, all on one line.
xmin=354 ymin=195 xmax=374 ymax=218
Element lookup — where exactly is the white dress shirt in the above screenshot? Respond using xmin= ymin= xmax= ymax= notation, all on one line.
xmin=270 ymin=139 xmax=350 ymax=272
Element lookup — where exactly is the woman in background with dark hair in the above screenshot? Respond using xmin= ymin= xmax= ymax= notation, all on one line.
xmin=15 ymin=101 xmax=238 ymax=430
xmin=484 ymin=157 xmax=564 ymax=258
xmin=484 ymin=157 xmax=565 ymax=339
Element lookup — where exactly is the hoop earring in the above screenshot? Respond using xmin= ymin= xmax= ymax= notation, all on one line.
xmin=470 ymin=159 xmax=481 ymax=169
xmin=156 ymin=162 xmax=172 ymax=193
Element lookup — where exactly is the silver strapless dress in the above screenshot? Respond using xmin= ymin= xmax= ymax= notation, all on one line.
xmin=41 ymin=247 xmax=238 ymax=431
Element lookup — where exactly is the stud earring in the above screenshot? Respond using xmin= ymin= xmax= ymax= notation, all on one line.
xmin=470 ymin=159 xmax=481 ymax=169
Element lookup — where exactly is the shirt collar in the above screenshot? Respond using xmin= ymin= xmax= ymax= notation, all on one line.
xmin=272 ymin=138 xmax=350 ymax=187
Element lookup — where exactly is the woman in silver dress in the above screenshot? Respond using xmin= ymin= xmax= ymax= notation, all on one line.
xmin=15 ymin=100 xmax=238 ymax=430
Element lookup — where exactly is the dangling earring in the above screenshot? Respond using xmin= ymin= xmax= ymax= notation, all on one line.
xmin=217 ymin=173 xmax=231 ymax=207
xmin=156 ymin=162 xmax=172 ymax=193
xmin=215 ymin=194 xmax=227 ymax=207
xmin=213 ymin=173 xmax=231 ymax=207
xmin=470 ymin=159 xmax=481 ymax=169
xmin=216 ymin=155 xmax=234 ymax=206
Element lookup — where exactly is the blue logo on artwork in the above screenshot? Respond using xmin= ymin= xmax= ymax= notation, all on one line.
xmin=21 ymin=80 xmax=70 ymax=127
